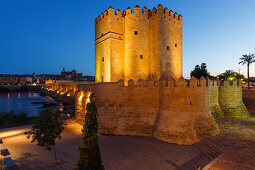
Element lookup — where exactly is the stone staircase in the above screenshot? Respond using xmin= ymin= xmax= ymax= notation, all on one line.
xmin=194 ymin=140 xmax=222 ymax=161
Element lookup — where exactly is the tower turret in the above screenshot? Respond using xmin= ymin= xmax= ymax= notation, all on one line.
xmin=95 ymin=4 xmax=183 ymax=83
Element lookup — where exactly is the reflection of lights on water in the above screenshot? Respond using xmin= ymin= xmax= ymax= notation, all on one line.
xmin=18 ymin=92 xmax=20 ymax=98
xmin=8 ymin=93 xmax=10 ymax=99
xmin=29 ymin=92 xmax=31 ymax=97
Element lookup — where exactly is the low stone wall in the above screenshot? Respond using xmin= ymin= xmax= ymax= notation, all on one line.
xmin=209 ymin=80 xmax=249 ymax=118
xmin=243 ymin=89 xmax=255 ymax=111
xmin=218 ymin=81 xmax=249 ymax=117
xmin=209 ymin=81 xmax=223 ymax=118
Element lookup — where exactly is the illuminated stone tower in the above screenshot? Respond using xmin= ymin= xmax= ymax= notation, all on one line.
xmin=95 ymin=4 xmax=183 ymax=83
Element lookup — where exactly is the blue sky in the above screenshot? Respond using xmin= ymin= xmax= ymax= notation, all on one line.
xmin=0 ymin=0 xmax=254 ymax=78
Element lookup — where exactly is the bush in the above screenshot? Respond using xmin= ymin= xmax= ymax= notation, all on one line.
xmin=0 ymin=111 xmax=35 ymax=129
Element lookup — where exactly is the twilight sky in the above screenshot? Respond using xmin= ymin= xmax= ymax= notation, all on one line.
xmin=0 ymin=0 xmax=254 ymax=78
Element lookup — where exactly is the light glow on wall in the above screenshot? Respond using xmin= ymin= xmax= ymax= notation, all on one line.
xmin=86 ymin=96 xmax=90 ymax=103
xmin=86 ymin=92 xmax=92 ymax=104
xmin=78 ymin=92 xmax=84 ymax=102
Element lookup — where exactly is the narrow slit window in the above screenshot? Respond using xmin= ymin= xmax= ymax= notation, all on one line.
xmin=140 ymin=55 xmax=143 ymax=59
xmin=102 ymin=57 xmax=104 ymax=62
xmin=134 ymin=31 xmax=138 ymax=35
xmin=175 ymin=44 xmax=177 ymax=47
xmin=167 ymin=46 xmax=170 ymax=50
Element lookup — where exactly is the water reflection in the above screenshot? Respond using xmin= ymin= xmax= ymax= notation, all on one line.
xmin=0 ymin=91 xmax=52 ymax=117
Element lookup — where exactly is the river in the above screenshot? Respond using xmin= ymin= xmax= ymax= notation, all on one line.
xmin=0 ymin=91 xmax=53 ymax=117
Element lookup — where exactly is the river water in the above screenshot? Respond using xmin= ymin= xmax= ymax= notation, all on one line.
xmin=0 ymin=91 xmax=52 ymax=117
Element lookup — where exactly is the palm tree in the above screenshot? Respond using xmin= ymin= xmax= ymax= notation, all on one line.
xmin=239 ymin=53 xmax=255 ymax=89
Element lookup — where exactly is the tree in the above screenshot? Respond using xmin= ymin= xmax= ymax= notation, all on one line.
xmin=218 ymin=70 xmax=244 ymax=81
xmin=239 ymin=53 xmax=255 ymax=88
xmin=24 ymin=109 xmax=65 ymax=163
xmin=75 ymin=93 xmax=104 ymax=170
xmin=190 ymin=63 xmax=213 ymax=79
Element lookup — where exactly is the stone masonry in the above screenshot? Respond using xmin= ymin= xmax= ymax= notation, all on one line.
xmin=209 ymin=80 xmax=249 ymax=117
xmin=42 ymin=5 xmax=249 ymax=146
xmin=95 ymin=77 xmax=219 ymax=145
xmin=95 ymin=5 xmax=182 ymax=83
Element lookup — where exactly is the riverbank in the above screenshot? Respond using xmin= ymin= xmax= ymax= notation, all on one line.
xmin=0 ymin=91 xmax=59 ymax=117
xmin=40 ymin=89 xmax=75 ymax=116
xmin=0 ymin=85 xmax=43 ymax=92
xmin=0 ymin=111 xmax=35 ymax=129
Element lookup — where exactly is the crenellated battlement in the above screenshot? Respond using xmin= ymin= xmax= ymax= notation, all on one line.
xmin=95 ymin=4 xmax=183 ymax=83
xmin=96 ymin=76 xmax=212 ymax=89
xmin=95 ymin=76 xmax=219 ymax=145
xmin=219 ymin=80 xmax=241 ymax=86
xmin=95 ymin=4 xmax=182 ymax=23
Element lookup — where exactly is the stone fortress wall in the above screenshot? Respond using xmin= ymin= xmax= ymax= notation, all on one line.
xmin=209 ymin=80 xmax=249 ymax=117
xmin=42 ymin=4 xmax=249 ymax=146
xmin=95 ymin=5 xmax=182 ymax=83
xmin=43 ymin=77 xmax=249 ymax=145
xmin=91 ymin=76 xmax=220 ymax=145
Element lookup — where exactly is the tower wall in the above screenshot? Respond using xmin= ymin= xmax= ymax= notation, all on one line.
xmin=124 ymin=7 xmax=151 ymax=81
xmin=95 ymin=5 xmax=183 ymax=82
xmin=95 ymin=8 xmax=125 ymax=83
xmin=159 ymin=7 xmax=183 ymax=79
xmin=150 ymin=7 xmax=161 ymax=80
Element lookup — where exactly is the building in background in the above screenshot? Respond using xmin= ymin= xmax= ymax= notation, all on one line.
xmin=0 ymin=75 xmax=33 ymax=85
xmin=61 ymin=68 xmax=82 ymax=81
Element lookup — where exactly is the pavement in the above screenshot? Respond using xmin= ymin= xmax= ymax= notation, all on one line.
xmin=0 ymin=115 xmax=254 ymax=170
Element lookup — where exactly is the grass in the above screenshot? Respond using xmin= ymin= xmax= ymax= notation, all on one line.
xmin=0 ymin=111 xmax=36 ymax=129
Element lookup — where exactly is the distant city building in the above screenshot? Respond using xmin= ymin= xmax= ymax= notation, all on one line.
xmin=0 ymin=75 xmax=32 ymax=85
xmin=0 ymin=68 xmax=93 ymax=85
xmin=61 ymin=68 xmax=82 ymax=81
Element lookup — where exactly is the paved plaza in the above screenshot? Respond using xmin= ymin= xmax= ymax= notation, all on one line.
xmin=0 ymin=114 xmax=255 ymax=170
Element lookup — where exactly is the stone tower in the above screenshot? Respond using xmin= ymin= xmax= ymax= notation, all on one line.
xmin=95 ymin=4 xmax=183 ymax=83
